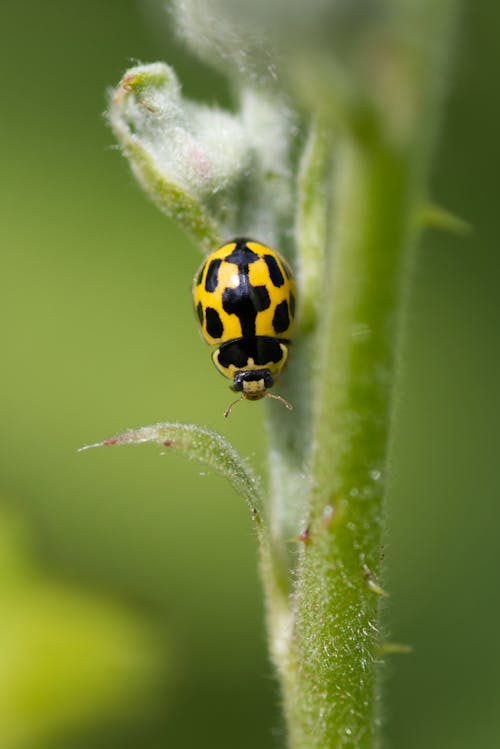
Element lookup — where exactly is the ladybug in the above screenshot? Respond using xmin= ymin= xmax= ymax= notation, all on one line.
xmin=193 ymin=238 xmax=296 ymax=417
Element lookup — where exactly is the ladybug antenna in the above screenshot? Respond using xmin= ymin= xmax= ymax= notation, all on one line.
xmin=265 ymin=392 xmax=293 ymax=410
xmin=224 ymin=393 xmax=246 ymax=418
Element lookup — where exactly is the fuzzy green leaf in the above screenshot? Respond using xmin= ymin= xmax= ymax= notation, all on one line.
xmin=81 ymin=422 xmax=264 ymax=521
xmin=109 ymin=63 xmax=296 ymax=253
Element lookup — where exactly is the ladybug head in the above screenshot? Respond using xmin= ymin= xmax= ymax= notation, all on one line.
xmin=232 ymin=369 xmax=274 ymax=398
xmin=224 ymin=370 xmax=293 ymax=418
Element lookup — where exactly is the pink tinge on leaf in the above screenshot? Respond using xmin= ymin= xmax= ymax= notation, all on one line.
xmin=102 ymin=435 xmax=132 ymax=446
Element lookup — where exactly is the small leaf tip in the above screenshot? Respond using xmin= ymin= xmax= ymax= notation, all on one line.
xmin=363 ymin=564 xmax=389 ymax=597
xmin=78 ymin=434 xmax=134 ymax=452
xmin=420 ymin=203 xmax=473 ymax=236
xmin=378 ymin=642 xmax=413 ymax=656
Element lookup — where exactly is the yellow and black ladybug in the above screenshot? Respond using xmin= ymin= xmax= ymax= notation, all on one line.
xmin=193 ymin=238 xmax=295 ymax=416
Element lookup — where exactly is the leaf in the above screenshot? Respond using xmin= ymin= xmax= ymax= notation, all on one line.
xmin=80 ymin=422 xmax=264 ymax=522
xmin=109 ymin=63 xmax=296 ymax=253
xmin=109 ymin=64 xmax=230 ymax=251
xmin=419 ymin=203 xmax=473 ymax=235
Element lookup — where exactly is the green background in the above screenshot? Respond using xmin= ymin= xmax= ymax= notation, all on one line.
xmin=1 ymin=1 xmax=499 ymax=747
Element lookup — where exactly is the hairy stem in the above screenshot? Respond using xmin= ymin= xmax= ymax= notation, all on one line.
xmin=295 ymin=120 xmax=332 ymax=334
xmin=264 ymin=2 xmax=460 ymax=745
xmin=286 ymin=134 xmax=419 ymax=749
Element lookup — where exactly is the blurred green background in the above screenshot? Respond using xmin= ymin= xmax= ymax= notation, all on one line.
xmin=1 ymin=1 xmax=499 ymax=747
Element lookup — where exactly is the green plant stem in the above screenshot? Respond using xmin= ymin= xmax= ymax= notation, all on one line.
xmin=259 ymin=0 xmax=461 ymax=740
xmin=295 ymin=120 xmax=332 ymax=334
xmin=262 ymin=129 xmax=421 ymax=747
xmin=285 ymin=135 xmax=420 ymax=749
xmin=262 ymin=121 xmax=332 ymax=594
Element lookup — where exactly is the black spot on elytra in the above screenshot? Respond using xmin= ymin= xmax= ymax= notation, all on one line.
xmin=205 ymin=307 xmax=223 ymax=339
xmin=223 ymin=284 xmax=270 ymax=338
xmin=196 ymin=265 xmax=204 ymax=286
xmin=205 ymin=258 xmax=222 ymax=292
xmin=220 ymin=241 xmax=271 ymax=337
xmin=289 ymin=292 xmax=296 ymax=319
xmin=196 ymin=301 xmax=204 ymax=326
xmin=264 ymin=254 xmax=284 ymax=287
xmin=272 ymin=300 xmax=290 ymax=333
